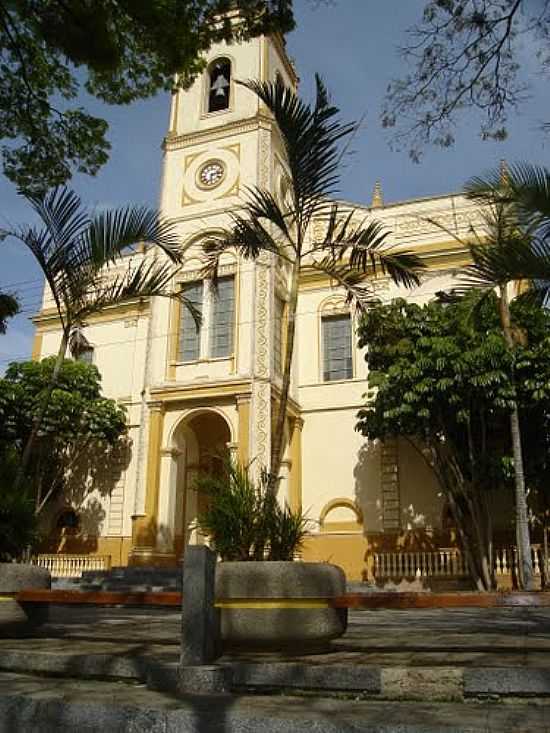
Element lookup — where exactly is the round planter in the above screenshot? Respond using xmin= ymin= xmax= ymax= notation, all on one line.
xmin=0 ymin=563 xmax=51 ymax=635
xmin=215 ymin=561 xmax=347 ymax=648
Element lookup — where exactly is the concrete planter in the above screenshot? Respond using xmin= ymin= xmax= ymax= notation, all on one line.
xmin=215 ymin=561 xmax=347 ymax=648
xmin=0 ymin=563 xmax=50 ymax=635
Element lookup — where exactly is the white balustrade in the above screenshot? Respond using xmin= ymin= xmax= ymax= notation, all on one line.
xmin=32 ymin=554 xmax=111 ymax=578
xmin=373 ymin=545 xmax=546 ymax=583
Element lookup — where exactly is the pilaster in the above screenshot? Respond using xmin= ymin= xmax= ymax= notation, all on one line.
xmin=289 ymin=417 xmax=304 ymax=513
xmin=129 ymin=401 xmax=167 ymax=563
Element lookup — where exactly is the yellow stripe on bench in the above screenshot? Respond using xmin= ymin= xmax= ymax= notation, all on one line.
xmin=215 ymin=598 xmax=331 ymax=609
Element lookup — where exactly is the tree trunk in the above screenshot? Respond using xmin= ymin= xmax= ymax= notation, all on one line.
xmin=14 ymin=329 xmax=69 ymax=495
xmin=270 ymin=259 xmax=300 ymax=489
xmin=499 ymin=285 xmax=534 ymax=591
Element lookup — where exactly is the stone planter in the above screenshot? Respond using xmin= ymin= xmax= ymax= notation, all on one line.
xmin=215 ymin=561 xmax=346 ymax=648
xmin=0 ymin=563 xmax=50 ymax=635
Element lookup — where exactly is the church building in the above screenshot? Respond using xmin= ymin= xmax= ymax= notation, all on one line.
xmin=32 ymin=30 xmax=484 ymax=581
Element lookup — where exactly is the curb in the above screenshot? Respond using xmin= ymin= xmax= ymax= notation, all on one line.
xmin=2 ymin=650 xmax=550 ymax=701
xmin=1 ymin=672 xmax=549 ymax=733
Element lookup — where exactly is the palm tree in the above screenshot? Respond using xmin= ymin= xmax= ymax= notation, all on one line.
xmin=465 ymin=163 xmax=550 ymax=302
xmin=430 ymin=172 xmax=540 ymax=590
xmin=204 ymin=76 xmax=423 ymax=487
xmin=463 ymin=163 xmax=550 ymax=590
xmin=4 ymin=186 xmax=192 ymax=491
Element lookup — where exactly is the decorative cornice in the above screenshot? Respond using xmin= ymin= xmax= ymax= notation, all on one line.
xmin=150 ymin=378 xmax=253 ymax=404
xmin=163 ymin=114 xmax=273 ymax=151
xmin=33 ymin=298 xmax=150 ymax=331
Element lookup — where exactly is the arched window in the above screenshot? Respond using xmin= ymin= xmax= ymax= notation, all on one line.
xmin=207 ymin=58 xmax=231 ymax=113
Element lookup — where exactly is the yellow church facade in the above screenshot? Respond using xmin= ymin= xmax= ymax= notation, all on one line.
xmin=32 ymin=31 xmax=486 ymax=581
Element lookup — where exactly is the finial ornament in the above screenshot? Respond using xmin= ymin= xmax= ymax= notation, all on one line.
xmin=371 ymin=180 xmax=383 ymax=208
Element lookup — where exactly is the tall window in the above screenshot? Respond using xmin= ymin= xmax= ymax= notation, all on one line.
xmin=322 ymin=314 xmax=353 ymax=382
xmin=210 ymin=276 xmax=235 ymax=358
xmin=179 ymin=281 xmax=203 ymax=362
xmin=273 ymin=295 xmax=285 ymax=375
xmin=208 ymin=58 xmax=231 ymax=113
xmin=177 ymin=276 xmax=235 ymax=362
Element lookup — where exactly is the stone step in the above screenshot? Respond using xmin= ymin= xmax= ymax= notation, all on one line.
xmin=1 ymin=640 xmax=550 ymax=702
xmin=2 ymin=671 xmax=549 ymax=733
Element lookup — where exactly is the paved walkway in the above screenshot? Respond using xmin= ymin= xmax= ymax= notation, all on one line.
xmin=2 ymin=607 xmax=550 ymax=730
xmin=9 ymin=605 xmax=549 ymax=668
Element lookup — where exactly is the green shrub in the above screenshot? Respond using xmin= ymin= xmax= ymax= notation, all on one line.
xmin=195 ymin=460 xmax=310 ymax=561
xmin=0 ymin=449 xmax=38 ymax=561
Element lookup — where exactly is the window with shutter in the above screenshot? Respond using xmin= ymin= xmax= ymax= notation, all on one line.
xmin=322 ymin=314 xmax=353 ymax=381
xmin=209 ymin=276 xmax=235 ymax=358
xmin=178 ymin=281 xmax=203 ymax=362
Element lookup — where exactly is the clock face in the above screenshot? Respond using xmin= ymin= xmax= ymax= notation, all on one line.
xmin=198 ymin=160 xmax=225 ymax=188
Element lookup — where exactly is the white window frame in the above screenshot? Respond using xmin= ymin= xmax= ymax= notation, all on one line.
xmin=177 ymin=274 xmax=236 ymax=363
xmin=321 ymin=310 xmax=354 ymax=383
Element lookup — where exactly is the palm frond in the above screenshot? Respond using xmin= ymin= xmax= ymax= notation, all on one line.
xmin=466 ymin=162 xmax=550 ymax=242
xmin=74 ymin=258 xmax=195 ymax=323
xmin=201 ymin=214 xmax=283 ymax=281
xmin=241 ymin=186 xmax=294 ymax=246
xmin=69 ymin=206 xmax=181 ymax=278
xmin=311 ymin=203 xmax=424 ymax=288
xmin=241 ymin=75 xmax=357 ymax=227
xmin=23 ymin=187 xmax=91 ymax=258
xmin=310 ymin=257 xmax=381 ymax=312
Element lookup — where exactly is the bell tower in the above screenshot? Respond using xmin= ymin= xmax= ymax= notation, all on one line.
xmin=159 ymin=32 xmax=297 ymax=220
xmin=155 ymin=30 xmax=298 ymax=473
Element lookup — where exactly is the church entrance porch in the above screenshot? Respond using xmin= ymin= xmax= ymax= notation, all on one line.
xmin=170 ymin=410 xmax=233 ymax=560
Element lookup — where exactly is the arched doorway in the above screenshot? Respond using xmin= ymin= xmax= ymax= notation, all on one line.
xmin=171 ymin=409 xmax=232 ymax=557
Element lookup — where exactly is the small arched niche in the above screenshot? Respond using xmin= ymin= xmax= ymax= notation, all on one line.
xmin=207 ymin=57 xmax=231 ymax=113
xmin=319 ymin=498 xmax=363 ymax=533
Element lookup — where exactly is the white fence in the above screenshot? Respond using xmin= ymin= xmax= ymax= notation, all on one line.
xmin=33 ymin=554 xmax=111 ymax=578
xmin=372 ymin=549 xmax=468 ymax=580
xmin=373 ymin=546 xmax=547 ymax=581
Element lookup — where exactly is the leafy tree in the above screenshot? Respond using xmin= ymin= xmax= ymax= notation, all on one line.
xmin=0 ymin=290 xmax=18 ymax=333
xmin=356 ymin=292 xmax=550 ymax=591
xmin=205 ymin=76 xmax=422 ymax=485
xmin=2 ymin=186 xmax=190 ymax=491
xmin=0 ymin=447 xmax=37 ymax=560
xmin=383 ymin=0 xmax=550 ymax=161
xmin=0 ymin=0 xmax=295 ymax=192
xmin=431 ymin=181 xmax=541 ymax=588
xmin=0 ymin=357 xmax=128 ymax=516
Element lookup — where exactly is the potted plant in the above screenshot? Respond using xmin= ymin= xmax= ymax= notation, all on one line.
xmin=195 ymin=461 xmax=347 ymax=648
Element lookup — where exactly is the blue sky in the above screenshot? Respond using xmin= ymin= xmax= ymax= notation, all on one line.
xmin=1 ymin=0 xmax=548 ymax=369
